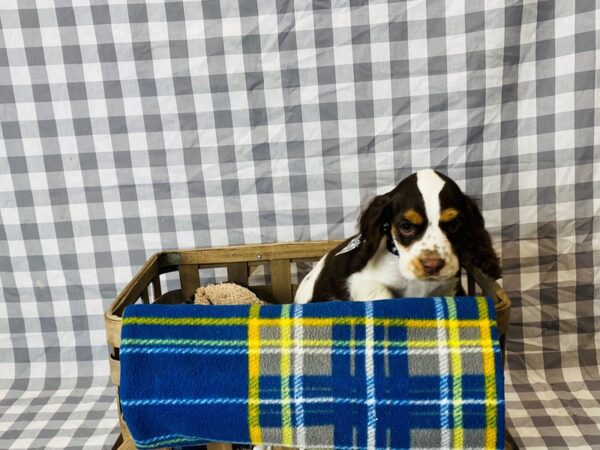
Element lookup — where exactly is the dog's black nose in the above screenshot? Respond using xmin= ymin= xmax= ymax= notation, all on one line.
xmin=420 ymin=257 xmax=445 ymax=275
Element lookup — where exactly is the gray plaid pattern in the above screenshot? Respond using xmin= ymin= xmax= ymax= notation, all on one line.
xmin=0 ymin=1 xmax=598 ymax=449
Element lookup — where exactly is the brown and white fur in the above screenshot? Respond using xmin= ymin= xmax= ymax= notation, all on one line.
xmin=295 ymin=169 xmax=500 ymax=304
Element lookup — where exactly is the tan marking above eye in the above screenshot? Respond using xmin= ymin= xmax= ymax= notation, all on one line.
xmin=439 ymin=208 xmax=459 ymax=222
xmin=403 ymin=209 xmax=424 ymax=225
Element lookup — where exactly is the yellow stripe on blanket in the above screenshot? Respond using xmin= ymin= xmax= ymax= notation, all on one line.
xmin=447 ymin=298 xmax=464 ymax=447
xmin=477 ymin=296 xmax=497 ymax=449
xmin=280 ymin=305 xmax=293 ymax=445
xmin=248 ymin=304 xmax=262 ymax=443
xmin=123 ymin=316 xmax=495 ymax=329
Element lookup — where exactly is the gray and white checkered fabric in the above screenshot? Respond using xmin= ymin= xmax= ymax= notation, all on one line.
xmin=0 ymin=1 xmax=598 ymax=449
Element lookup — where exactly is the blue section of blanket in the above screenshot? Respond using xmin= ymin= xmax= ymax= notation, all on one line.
xmin=119 ymin=297 xmax=505 ymax=449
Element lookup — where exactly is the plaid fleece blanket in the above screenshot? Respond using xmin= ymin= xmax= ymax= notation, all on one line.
xmin=120 ymin=297 xmax=504 ymax=449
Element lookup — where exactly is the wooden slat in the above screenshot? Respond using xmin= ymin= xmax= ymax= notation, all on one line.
xmin=140 ymin=287 xmax=149 ymax=304
xmin=105 ymin=312 xmax=123 ymax=349
xmin=173 ymin=240 xmax=342 ymax=265
xmin=226 ymin=262 xmax=249 ymax=285
xmin=207 ymin=444 xmax=233 ymax=450
xmin=163 ymin=262 xmax=249 ymax=272
xmin=178 ymin=264 xmax=200 ymax=300
xmin=271 ymin=259 xmax=293 ymax=304
xmin=152 ymin=276 xmax=162 ymax=300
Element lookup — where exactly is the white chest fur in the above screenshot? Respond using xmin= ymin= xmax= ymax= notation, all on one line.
xmin=346 ymin=240 xmax=407 ymax=300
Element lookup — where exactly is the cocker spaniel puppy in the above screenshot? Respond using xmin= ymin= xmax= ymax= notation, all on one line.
xmin=295 ymin=169 xmax=500 ymax=303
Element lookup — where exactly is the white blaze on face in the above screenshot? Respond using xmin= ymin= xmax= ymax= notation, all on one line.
xmin=417 ymin=169 xmax=445 ymax=225
xmin=396 ymin=169 xmax=459 ymax=280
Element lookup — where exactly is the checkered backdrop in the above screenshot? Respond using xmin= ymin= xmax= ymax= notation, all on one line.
xmin=0 ymin=1 xmax=598 ymax=449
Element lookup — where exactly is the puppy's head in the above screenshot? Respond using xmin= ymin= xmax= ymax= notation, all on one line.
xmin=358 ymin=169 xmax=501 ymax=281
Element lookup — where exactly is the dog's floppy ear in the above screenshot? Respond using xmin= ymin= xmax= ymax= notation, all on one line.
xmin=461 ymin=195 xmax=502 ymax=279
xmin=358 ymin=193 xmax=393 ymax=258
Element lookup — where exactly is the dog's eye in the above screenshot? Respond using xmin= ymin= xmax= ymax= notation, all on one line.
xmin=398 ymin=221 xmax=416 ymax=236
xmin=445 ymin=219 xmax=461 ymax=233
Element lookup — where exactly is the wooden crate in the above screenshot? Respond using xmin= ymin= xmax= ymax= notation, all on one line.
xmin=104 ymin=240 xmax=512 ymax=450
